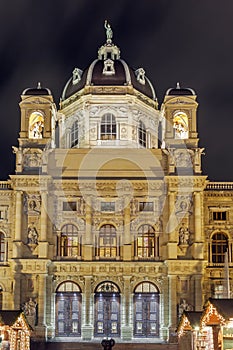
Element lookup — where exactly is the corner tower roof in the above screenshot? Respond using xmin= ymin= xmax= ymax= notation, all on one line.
xmin=22 ymin=82 xmax=52 ymax=96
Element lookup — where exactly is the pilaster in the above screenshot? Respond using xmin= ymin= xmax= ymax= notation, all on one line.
xmin=13 ymin=191 xmax=23 ymax=258
xmin=38 ymin=191 xmax=49 ymax=258
xmin=168 ymin=275 xmax=177 ymax=342
xmin=123 ymin=201 xmax=131 ymax=261
xmin=167 ymin=191 xmax=178 ymax=259
xmin=82 ymin=276 xmax=94 ymax=340
xmin=121 ymin=276 xmax=133 ymax=340
xmin=192 ymin=191 xmax=204 ymax=259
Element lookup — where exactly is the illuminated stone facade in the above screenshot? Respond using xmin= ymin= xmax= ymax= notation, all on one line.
xmin=0 ymin=27 xmax=233 ymax=345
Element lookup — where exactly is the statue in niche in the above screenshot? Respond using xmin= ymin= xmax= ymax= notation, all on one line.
xmin=104 ymin=20 xmax=113 ymax=42
xmin=178 ymin=299 xmax=193 ymax=317
xmin=23 ymin=298 xmax=37 ymax=317
xmin=27 ymin=223 xmax=38 ymax=245
xmin=173 ymin=111 xmax=189 ymax=139
xmin=31 ymin=121 xmax=43 ymax=138
xmin=179 ymin=224 xmax=190 ymax=245
xmin=131 ymin=199 xmax=137 ymax=215
xmin=79 ymin=198 xmax=85 ymax=215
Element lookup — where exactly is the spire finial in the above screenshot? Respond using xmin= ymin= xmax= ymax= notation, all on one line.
xmin=176 ymin=82 xmax=181 ymax=89
xmin=104 ymin=20 xmax=113 ymax=43
xmin=37 ymin=82 xmax=41 ymax=89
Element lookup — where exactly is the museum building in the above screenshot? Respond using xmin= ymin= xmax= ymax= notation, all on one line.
xmin=0 ymin=24 xmax=232 ymax=347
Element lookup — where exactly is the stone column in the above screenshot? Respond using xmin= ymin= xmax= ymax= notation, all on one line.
xmin=167 ymin=192 xmax=177 ymax=259
xmin=121 ymin=276 xmax=133 ymax=340
xmin=194 ymin=274 xmax=202 ymax=310
xmin=83 ymin=198 xmax=93 ymax=260
xmin=194 ymin=192 xmax=202 ymax=241
xmin=82 ymin=276 xmax=93 ymax=340
xmin=192 ymin=191 xmax=203 ymax=259
xmin=123 ymin=200 xmax=131 ymax=261
xmin=36 ymin=273 xmax=47 ymax=339
xmin=13 ymin=191 xmax=23 ymax=258
xmin=13 ymin=273 xmax=21 ymax=309
xmin=40 ymin=191 xmax=48 ymax=241
xmin=15 ymin=191 xmax=23 ymax=240
xmin=168 ymin=275 xmax=177 ymax=342
xmin=39 ymin=191 xmax=49 ymax=258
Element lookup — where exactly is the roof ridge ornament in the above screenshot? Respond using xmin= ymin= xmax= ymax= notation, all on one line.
xmin=104 ymin=20 xmax=113 ymax=44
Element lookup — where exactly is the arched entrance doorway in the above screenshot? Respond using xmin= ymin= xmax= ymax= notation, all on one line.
xmin=134 ymin=282 xmax=160 ymax=337
xmin=55 ymin=281 xmax=82 ymax=337
xmin=94 ymin=281 xmax=120 ymax=337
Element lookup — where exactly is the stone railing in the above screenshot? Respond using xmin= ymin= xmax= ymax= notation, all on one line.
xmin=0 ymin=181 xmax=11 ymax=190
xmin=206 ymin=182 xmax=233 ymax=190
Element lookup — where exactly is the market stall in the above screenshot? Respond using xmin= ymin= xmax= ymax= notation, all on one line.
xmin=0 ymin=311 xmax=31 ymax=350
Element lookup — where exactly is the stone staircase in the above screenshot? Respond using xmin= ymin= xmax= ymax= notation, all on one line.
xmin=31 ymin=341 xmax=178 ymax=350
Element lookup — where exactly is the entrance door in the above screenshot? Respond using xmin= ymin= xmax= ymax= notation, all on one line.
xmin=95 ymin=293 xmax=120 ymax=337
xmin=56 ymin=292 xmax=81 ymax=336
xmin=134 ymin=293 xmax=159 ymax=337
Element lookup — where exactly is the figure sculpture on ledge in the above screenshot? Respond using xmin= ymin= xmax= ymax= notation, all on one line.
xmin=104 ymin=20 xmax=113 ymax=43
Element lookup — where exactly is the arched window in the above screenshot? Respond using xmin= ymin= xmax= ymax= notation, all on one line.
xmin=101 ymin=114 xmax=116 ymax=140
xmin=56 ymin=281 xmax=81 ymax=336
xmin=136 ymin=225 xmax=159 ymax=259
xmin=0 ymin=232 xmax=5 ymax=262
xmin=29 ymin=111 xmax=44 ymax=139
xmin=97 ymin=224 xmax=117 ymax=259
xmin=134 ymin=282 xmax=159 ymax=337
xmin=138 ymin=121 xmax=146 ymax=147
xmin=71 ymin=120 xmax=79 ymax=148
xmin=211 ymin=232 xmax=228 ymax=263
xmin=94 ymin=282 xmax=120 ymax=337
xmin=60 ymin=224 xmax=81 ymax=257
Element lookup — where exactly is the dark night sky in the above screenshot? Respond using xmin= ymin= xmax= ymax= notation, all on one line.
xmin=0 ymin=0 xmax=233 ymax=181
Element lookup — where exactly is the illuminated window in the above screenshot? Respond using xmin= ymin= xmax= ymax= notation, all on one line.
xmin=98 ymin=224 xmax=117 ymax=259
xmin=29 ymin=111 xmax=44 ymax=139
xmin=136 ymin=225 xmax=159 ymax=259
xmin=101 ymin=114 xmax=116 ymax=140
xmin=71 ymin=120 xmax=79 ymax=148
xmin=0 ymin=233 xmax=5 ymax=262
xmin=138 ymin=121 xmax=146 ymax=147
xmin=60 ymin=224 xmax=81 ymax=257
xmin=211 ymin=232 xmax=228 ymax=263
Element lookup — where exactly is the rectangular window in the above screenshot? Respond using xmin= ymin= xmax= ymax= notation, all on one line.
xmin=101 ymin=202 xmax=115 ymax=212
xmin=63 ymin=202 xmax=77 ymax=211
xmin=139 ymin=202 xmax=154 ymax=212
xmin=212 ymin=211 xmax=227 ymax=221
xmin=0 ymin=206 xmax=7 ymax=220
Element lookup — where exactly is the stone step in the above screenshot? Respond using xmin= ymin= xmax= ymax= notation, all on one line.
xmin=31 ymin=341 xmax=178 ymax=350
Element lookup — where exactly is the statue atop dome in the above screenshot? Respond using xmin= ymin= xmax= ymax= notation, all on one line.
xmin=104 ymin=20 xmax=113 ymax=43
